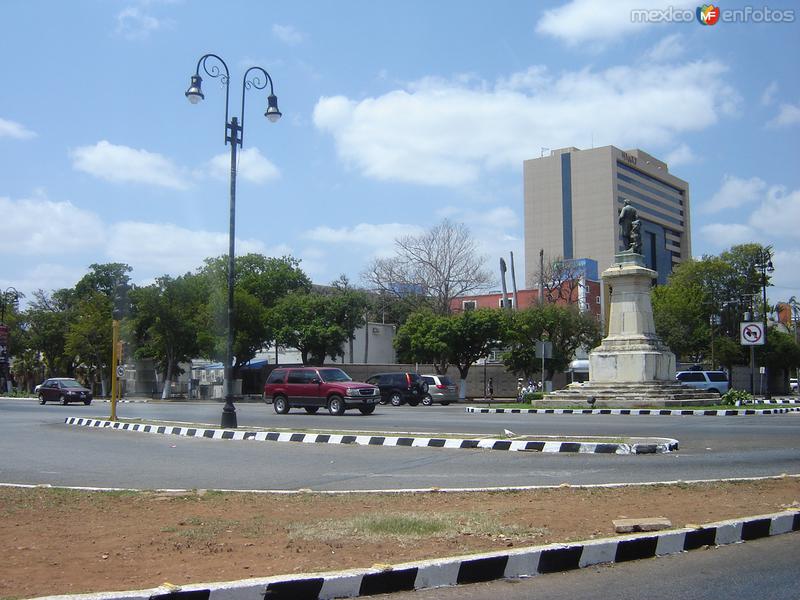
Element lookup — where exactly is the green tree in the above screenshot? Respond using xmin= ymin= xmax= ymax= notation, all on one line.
xmin=394 ymin=311 xmax=451 ymax=374
xmin=442 ymin=308 xmax=505 ymax=399
xmin=502 ymin=305 xmax=601 ymax=379
xmin=651 ymin=243 xmax=775 ymax=364
xmin=128 ymin=274 xmax=214 ymax=399
xmin=651 ymin=281 xmax=709 ymax=362
xmin=270 ymin=292 xmax=349 ymax=365
xmin=64 ymin=291 xmax=113 ymax=396
xmin=25 ymin=289 xmax=75 ymax=377
xmin=199 ymin=254 xmax=311 ymax=375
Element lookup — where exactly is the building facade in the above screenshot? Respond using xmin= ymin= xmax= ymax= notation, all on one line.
xmin=450 ymin=279 xmax=602 ymax=319
xmin=523 ymin=146 xmax=691 ymax=287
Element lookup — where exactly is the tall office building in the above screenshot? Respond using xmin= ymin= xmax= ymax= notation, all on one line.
xmin=523 ymin=146 xmax=691 ymax=288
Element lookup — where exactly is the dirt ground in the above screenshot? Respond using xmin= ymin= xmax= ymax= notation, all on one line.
xmin=2 ymin=478 xmax=798 ymax=599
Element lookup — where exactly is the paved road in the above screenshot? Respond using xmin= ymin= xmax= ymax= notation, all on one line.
xmin=2 ymin=400 xmax=798 ymax=490
xmin=369 ymin=532 xmax=800 ymax=600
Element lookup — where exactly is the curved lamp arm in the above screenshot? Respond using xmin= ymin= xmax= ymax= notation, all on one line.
xmin=185 ymin=54 xmax=231 ymax=144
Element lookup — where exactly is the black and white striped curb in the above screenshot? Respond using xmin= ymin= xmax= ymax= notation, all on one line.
xmin=466 ymin=406 xmax=800 ymax=416
xmin=758 ymin=397 xmax=800 ymax=405
xmin=32 ymin=509 xmax=800 ymax=600
xmin=64 ymin=417 xmax=678 ymax=454
xmin=99 ymin=400 xmax=149 ymax=404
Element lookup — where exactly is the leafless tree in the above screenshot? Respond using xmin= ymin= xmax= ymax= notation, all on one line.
xmin=533 ymin=255 xmax=586 ymax=305
xmin=361 ymin=219 xmax=493 ymax=316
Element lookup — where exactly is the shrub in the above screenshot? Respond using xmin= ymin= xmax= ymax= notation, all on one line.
xmin=721 ymin=389 xmax=753 ymax=406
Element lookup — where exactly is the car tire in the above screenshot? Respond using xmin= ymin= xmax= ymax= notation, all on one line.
xmin=273 ymin=395 xmax=290 ymax=414
xmin=389 ymin=392 xmax=403 ymax=406
xmin=39 ymin=394 xmax=46 ymax=405
xmin=422 ymin=394 xmax=433 ymax=406
xmin=378 ymin=398 xmax=388 ymax=405
xmin=304 ymin=407 xmax=319 ymax=415
xmin=408 ymin=399 xmax=420 ymax=407
xmin=708 ymin=388 xmax=720 ymax=396
xmin=441 ymin=402 xmax=450 ymax=406
xmin=359 ymin=405 xmax=375 ymax=415
xmin=60 ymin=395 xmax=68 ymax=406
xmin=328 ymin=395 xmax=345 ymax=416
xmin=84 ymin=399 xmax=91 ymax=405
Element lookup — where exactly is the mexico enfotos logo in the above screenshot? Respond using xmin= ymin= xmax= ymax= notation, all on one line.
xmin=631 ymin=5 xmax=796 ymax=24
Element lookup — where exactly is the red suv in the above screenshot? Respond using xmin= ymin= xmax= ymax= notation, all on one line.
xmin=263 ymin=367 xmax=381 ymax=415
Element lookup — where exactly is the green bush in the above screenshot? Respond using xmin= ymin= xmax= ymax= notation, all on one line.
xmin=721 ymin=389 xmax=753 ymax=406
xmin=521 ymin=391 xmax=543 ymax=402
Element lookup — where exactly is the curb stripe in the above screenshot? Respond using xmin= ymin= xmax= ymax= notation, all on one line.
xmin=465 ymin=406 xmax=800 ymax=416
xmin=63 ymin=417 xmax=677 ymax=455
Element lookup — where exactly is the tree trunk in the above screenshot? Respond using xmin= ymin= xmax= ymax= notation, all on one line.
xmin=457 ymin=365 xmax=471 ymax=399
xmin=161 ymin=360 xmax=174 ymax=400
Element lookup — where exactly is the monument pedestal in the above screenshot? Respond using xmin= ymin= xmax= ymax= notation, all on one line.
xmin=544 ymin=253 xmax=718 ymax=407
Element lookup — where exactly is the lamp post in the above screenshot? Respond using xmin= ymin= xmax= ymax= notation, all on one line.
xmin=754 ymin=248 xmax=774 ymax=399
xmin=185 ymin=54 xmax=281 ymax=428
xmin=0 ymin=287 xmax=20 ymax=393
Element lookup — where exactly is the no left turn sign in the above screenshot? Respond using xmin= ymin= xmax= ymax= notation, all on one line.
xmin=740 ymin=322 xmax=765 ymax=346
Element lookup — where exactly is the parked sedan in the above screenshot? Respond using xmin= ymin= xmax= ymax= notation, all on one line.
xmin=38 ymin=378 xmax=93 ymax=405
xmin=420 ymin=374 xmax=458 ymax=405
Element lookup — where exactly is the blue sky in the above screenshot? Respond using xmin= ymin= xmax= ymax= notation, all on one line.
xmin=2 ymin=0 xmax=799 ymax=306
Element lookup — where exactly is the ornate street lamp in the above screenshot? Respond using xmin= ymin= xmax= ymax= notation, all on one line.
xmin=185 ymin=54 xmax=281 ymax=428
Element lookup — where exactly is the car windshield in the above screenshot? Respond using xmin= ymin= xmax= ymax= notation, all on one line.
xmin=61 ymin=380 xmax=84 ymax=389
xmin=318 ymin=368 xmax=352 ymax=383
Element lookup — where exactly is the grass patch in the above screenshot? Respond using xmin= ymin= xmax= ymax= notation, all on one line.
xmin=288 ymin=512 xmax=547 ymax=542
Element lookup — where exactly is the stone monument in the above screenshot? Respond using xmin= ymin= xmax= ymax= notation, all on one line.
xmin=543 ymin=200 xmax=718 ymax=406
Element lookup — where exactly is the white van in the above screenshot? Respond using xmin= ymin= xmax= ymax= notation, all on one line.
xmin=675 ymin=371 xmax=730 ymax=396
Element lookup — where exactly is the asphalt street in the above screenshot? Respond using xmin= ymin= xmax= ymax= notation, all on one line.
xmin=369 ymin=532 xmax=800 ymax=600
xmin=2 ymin=399 xmax=798 ymax=491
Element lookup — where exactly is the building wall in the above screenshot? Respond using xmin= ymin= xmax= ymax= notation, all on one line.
xmin=450 ymin=281 xmax=602 ymax=318
xmin=524 ymin=145 xmax=690 ymax=288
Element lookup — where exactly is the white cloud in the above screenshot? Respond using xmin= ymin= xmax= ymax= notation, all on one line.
xmin=207 ymin=147 xmax=280 ymax=184
xmin=272 ymin=24 xmax=305 ymax=45
xmin=698 ymin=223 xmax=756 ymax=248
xmin=767 ymin=102 xmax=800 ymax=128
xmin=106 ymin=221 xmax=276 ymax=275
xmin=645 ymin=33 xmax=685 ymax=63
xmin=664 ymin=143 xmax=696 ymax=167
xmin=313 ymin=60 xmax=738 ymax=186
xmin=0 ymin=263 xmax=86 ymax=298
xmin=535 ymin=0 xmax=695 ymax=46
xmin=0 ymin=195 xmax=105 ymax=255
xmin=760 ymin=81 xmax=779 ymax=106
xmin=748 ymin=186 xmax=800 ymax=239
xmin=698 ymin=178 xmax=800 ymax=302
xmin=115 ymin=6 xmax=161 ymax=39
xmin=303 ymin=223 xmax=425 ymax=257
xmin=71 ymin=140 xmax=189 ymax=190
xmin=0 ymin=117 xmax=36 ymax=139
xmin=699 ymin=175 xmax=767 ymax=214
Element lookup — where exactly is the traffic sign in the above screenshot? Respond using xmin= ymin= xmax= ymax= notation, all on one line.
xmin=116 ymin=365 xmax=125 ymax=378
xmin=740 ymin=322 xmax=765 ymax=346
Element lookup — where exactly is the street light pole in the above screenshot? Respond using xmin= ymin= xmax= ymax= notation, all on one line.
xmin=755 ymin=248 xmax=774 ymax=399
xmin=186 ymin=54 xmax=281 ymax=428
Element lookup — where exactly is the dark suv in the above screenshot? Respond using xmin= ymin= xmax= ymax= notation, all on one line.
xmin=365 ymin=372 xmax=428 ymax=406
xmin=263 ymin=367 xmax=380 ymax=415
